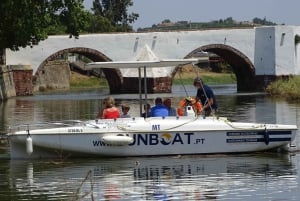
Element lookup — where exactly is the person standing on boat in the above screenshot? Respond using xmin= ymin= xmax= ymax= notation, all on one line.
xmin=151 ymin=97 xmax=169 ymax=117
xmin=97 ymin=96 xmax=120 ymax=119
xmin=194 ymin=78 xmax=217 ymax=116
xmin=163 ymin=98 xmax=177 ymax=116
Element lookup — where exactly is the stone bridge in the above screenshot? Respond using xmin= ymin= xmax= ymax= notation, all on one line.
xmin=6 ymin=26 xmax=300 ymax=93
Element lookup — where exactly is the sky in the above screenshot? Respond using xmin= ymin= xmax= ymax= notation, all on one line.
xmin=84 ymin=0 xmax=300 ymax=30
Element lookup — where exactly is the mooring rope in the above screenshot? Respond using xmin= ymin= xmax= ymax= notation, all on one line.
xmin=223 ymin=118 xmax=266 ymax=130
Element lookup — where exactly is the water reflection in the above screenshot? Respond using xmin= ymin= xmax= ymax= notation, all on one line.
xmin=8 ymin=153 xmax=297 ymax=200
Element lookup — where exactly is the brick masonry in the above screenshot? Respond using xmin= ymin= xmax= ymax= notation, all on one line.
xmin=0 ymin=65 xmax=33 ymax=99
xmin=122 ymin=77 xmax=172 ymax=93
xmin=10 ymin=65 xmax=33 ymax=96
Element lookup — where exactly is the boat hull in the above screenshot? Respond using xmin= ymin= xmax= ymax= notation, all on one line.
xmin=7 ymin=117 xmax=297 ymax=159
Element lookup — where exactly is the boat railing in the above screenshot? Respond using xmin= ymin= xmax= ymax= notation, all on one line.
xmin=8 ymin=120 xmax=87 ymax=133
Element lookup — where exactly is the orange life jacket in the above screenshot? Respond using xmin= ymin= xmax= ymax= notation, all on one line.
xmin=177 ymin=98 xmax=202 ymax=116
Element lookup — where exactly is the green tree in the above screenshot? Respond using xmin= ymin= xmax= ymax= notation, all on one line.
xmin=87 ymin=13 xmax=115 ymax=32
xmin=92 ymin=0 xmax=103 ymax=16
xmin=252 ymin=17 xmax=276 ymax=25
xmin=88 ymin=0 xmax=115 ymax=32
xmin=0 ymin=0 xmax=89 ymax=65
xmin=92 ymin=0 xmax=139 ymax=31
xmin=162 ymin=19 xmax=171 ymax=23
xmin=224 ymin=17 xmax=234 ymax=24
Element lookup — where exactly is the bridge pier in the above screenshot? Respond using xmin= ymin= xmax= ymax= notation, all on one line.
xmin=0 ymin=65 xmax=33 ymax=100
xmin=121 ymin=77 xmax=172 ymax=94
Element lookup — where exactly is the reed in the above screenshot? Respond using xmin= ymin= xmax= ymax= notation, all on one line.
xmin=266 ymin=76 xmax=300 ymax=100
xmin=70 ymin=72 xmax=107 ymax=88
xmin=173 ymin=71 xmax=236 ymax=85
xmin=70 ymin=71 xmax=236 ymax=89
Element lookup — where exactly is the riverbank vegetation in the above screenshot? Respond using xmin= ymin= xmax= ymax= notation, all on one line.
xmin=266 ymin=76 xmax=300 ymax=100
xmin=70 ymin=72 xmax=107 ymax=88
xmin=70 ymin=70 xmax=236 ymax=89
xmin=70 ymin=71 xmax=300 ymax=101
xmin=173 ymin=67 xmax=236 ymax=85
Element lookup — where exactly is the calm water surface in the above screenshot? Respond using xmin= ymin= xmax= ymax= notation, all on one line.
xmin=1 ymin=85 xmax=300 ymax=200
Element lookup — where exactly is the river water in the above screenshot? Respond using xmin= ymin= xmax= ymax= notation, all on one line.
xmin=1 ymin=85 xmax=300 ymax=200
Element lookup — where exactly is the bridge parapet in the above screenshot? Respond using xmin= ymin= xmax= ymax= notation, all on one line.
xmin=4 ymin=26 xmax=300 ymax=93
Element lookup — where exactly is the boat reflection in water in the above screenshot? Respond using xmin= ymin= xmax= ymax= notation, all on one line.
xmin=9 ymin=153 xmax=297 ymax=200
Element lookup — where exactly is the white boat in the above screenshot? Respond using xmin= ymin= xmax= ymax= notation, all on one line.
xmin=7 ymin=115 xmax=297 ymax=159
xmin=7 ymin=59 xmax=298 ymax=159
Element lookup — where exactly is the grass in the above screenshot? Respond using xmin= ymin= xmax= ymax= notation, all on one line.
xmin=266 ymin=76 xmax=300 ymax=100
xmin=70 ymin=69 xmax=237 ymax=89
xmin=70 ymin=72 xmax=108 ymax=89
xmin=173 ymin=70 xmax=236 ymax=85
xmin=173 ymin=64 xmax=236 ymax=85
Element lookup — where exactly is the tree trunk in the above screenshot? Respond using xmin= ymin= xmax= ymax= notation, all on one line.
xmin=0 ymin=48 xmax=6 ymax=65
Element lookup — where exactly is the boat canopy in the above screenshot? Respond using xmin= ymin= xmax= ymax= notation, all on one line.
xmin=85 ymin=58 xmax=200 ymax=69
xmin=85 ymin=58 xmax=201 ymax=115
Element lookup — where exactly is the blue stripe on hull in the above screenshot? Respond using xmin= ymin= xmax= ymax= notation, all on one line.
xmin=227 ymin=137 xmax=291 ymax=143
xmin=227 ymin=130 xmax=292 ymax=137
xmin=265 ymin=131 xmax=292 ymax=135
xmin=226 ymin=130 xmax=292 ymax=144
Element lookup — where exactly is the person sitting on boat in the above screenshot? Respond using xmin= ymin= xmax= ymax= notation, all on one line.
xmin=177 ymin=96 xmax=202 ymax=116
xmin=193 ymin=77 xmax=217 ymax=116
xmin=163 ymin=98 xmax=177 ymax=116
xmin=141 ymin=103 xmax=151 ymax=118
xmin=120 ymin=104 xmax=130 ymax=118
xmin=97 ymin=96 xmax=120 ymax=119
xmin=151 ymin=97 xmax=169 ymax=117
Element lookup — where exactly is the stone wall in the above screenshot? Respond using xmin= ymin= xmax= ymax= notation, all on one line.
xmin=33 ymin=60 xmax=70 ymax=92
xmin=0 ymin=65 xmax=16 ymax=100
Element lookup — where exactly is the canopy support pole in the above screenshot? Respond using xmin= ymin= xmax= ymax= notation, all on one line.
xmin=138 ymin=67 xmax=142 ymax=116
xmin=144 ymin=66 xmax=148 ymax=116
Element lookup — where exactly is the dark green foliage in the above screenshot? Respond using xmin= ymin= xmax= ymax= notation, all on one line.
xmin=90 ymin=0 xmax=139 ymax=32
xmin=252 ymin=17 xmax=277 ymax=25
xmin=0 ymin=0 xmax=88 ymax=50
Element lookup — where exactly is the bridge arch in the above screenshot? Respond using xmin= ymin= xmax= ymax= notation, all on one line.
xmin=182 ymin=44 xmax=256 ymax=91
xmin=35 ymin=47 xmax=123 ymax=93
xmin=34 ymin=45 xmax=257 ymax=93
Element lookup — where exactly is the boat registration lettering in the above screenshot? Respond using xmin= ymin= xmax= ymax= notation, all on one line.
xmin=68 ymin=128 xmax=83 ymax=133
xmin=152 ymin=124 xmax=160 ymax=130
